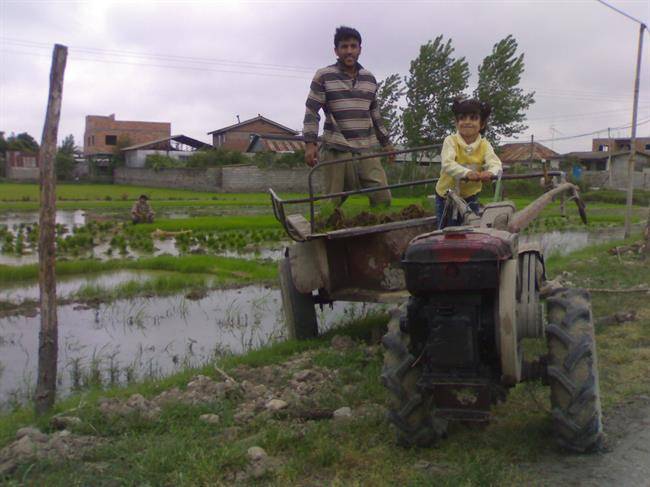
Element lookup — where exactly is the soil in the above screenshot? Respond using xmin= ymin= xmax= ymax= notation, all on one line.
xmin=315 ymin=204 xmax=433 ymax=232
xmin=528 ymin=395 xmax=650 ymax=486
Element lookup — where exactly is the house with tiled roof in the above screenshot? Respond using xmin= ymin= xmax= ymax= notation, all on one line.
xmin=208 ymin=115 xmax=298 ymax=152
xmin=497 ymin=141 xmax=560 ymax=168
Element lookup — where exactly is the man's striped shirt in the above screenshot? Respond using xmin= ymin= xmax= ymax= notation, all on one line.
xmin=303 ymin=61 xmax=390 ymax=153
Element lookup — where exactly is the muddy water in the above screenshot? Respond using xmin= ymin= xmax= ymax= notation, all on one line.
xmin=0 ymin=286 xmax=381 ymax=406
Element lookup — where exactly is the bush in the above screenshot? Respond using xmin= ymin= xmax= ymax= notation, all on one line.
xmin=145 ymin=154 xmax=185 ymax=171
xmin=252 ymin=150 xmax=304 ymax=168
xmin=186 ymin=148 xmax=248 ymax=168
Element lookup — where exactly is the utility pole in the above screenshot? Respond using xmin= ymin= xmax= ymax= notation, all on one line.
xmin=607 ymin=127 xmax=613 ymax=188
xmin=595 ymin=1 xmax=647 ymax=237
xmin=35 ymin=44 xmax=67 ymax=415
xmin=624 ymin=22 xmax=645 ymax=237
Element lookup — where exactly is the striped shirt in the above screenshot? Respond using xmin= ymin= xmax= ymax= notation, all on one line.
xmin=303 ymin=61 xmax=390 ymax=153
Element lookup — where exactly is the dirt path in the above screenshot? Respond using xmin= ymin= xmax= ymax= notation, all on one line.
xmin=533 ymin=395 xmax=650 ymax=486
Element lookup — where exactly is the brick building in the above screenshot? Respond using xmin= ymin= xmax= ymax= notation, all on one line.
xmin=83 ymin=114 xmax=171 ymax=156
xmin=208 ymin=115 xmax=298 ymax=152
xmin=6 ymin=150 xmax=39 ymax=180
xmin=592 ymin=136 xmax=650 ymax=153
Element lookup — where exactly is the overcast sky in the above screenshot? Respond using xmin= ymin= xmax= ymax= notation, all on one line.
xmin=1 ymin=0 xmax=649 ymax=154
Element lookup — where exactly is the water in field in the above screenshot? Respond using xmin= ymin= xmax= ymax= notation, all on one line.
xmin=0 ymin=286 xmax=381 ymax=407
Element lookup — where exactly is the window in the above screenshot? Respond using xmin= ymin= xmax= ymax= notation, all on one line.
xmin=645 ymin=144 xmax=650 ymax=151
xmin=105 ymin=135 xmax=117 ymax=145
xmin=598 ymin=144 xmax=609 ymax=152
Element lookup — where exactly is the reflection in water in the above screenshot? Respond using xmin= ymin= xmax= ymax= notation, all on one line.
xmin=0 ymin=286 xmax=384 ymax=407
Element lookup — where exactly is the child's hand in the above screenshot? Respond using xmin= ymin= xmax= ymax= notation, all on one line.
xmin=466 ymin=171 xmax=481 ymax=181
xmin=479 ymin=171 xmax=493 ymax=182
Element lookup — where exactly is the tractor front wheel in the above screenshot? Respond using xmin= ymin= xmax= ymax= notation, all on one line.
xmin=381 ymin=310 xmax=446 ymax=447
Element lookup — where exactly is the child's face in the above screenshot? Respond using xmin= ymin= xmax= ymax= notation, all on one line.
xmin=455 ymin=113 xmax=483 ymax=141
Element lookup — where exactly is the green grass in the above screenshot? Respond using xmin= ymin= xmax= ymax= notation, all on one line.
xmin=0 ymin=255 xmax=278 ymax=285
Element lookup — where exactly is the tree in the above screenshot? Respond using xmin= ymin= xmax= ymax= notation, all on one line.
xmin=474 ymin=35 xmax=535 ymax=145
xmin=111 ymin=135 xmax=133 ymax=167
xmin=0 ymin=131 xmax=7 ymax=156
xmin=60 ymin=134 xmax=77 ymax=155
xmin=376 ymin=73 xmax=405 ymax=143
xmin=55 ymin=151 xmax=75 ymax=180
xmin=402 ymin=36 xmax=469 ymax=146
xmin=7 ymin=132 xmax=39 ymax=152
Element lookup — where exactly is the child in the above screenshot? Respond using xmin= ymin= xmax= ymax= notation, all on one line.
xmin=434 ymin=98 xmax=502 ymax=228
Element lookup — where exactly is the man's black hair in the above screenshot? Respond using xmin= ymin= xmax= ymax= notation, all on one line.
xmin=451 ymin=98 xmax=492 ymax=134
xmin=334 ymin=26 xmax=362 ymax=47
xmin=139 ymin=194 xmax=148 ymax=200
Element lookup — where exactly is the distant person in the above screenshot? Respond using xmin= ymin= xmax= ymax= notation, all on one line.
xmin=131 ymin=194 xmax=154 ymax=224
xmin=435 ymin=98 xmax=502 ymax=228
xmin=303 ymin=26 xmax=395 ymax=207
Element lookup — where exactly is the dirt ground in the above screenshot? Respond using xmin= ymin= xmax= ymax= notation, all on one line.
xmin=530 ymin=395 xmax=650 ymax=486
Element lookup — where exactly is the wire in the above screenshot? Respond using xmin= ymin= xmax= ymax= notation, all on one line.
xmin=594 ymin=0 xmax=647 ymax=26
xmin=1 ymin=37 xmax=316 ymax=74
xmin=0 ymin=48 xmax=312 ymax=81
xmin=502 ymin=118 xmax=650 ymax=144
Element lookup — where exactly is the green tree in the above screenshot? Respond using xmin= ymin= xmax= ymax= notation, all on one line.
xmin=55 ymin=151 xmax=75 ymax=180
xmin=474 ymin=35 xmax=535 ymax=145
xmin=376 ymin=73 xmax=405 ymax=143
xmin=7 ymin=132 xmax=39 ymax=152
xmin=402 ymin=36 xmax=469 ymax=146
xmin=60 ymin=134 xmax=77 ymax=155
xmin=55 ymin=134 xmax=78 ymax=180
xmin=112 ymin=135 xmax=133 ymax=167
xmin=0 ymin=131 xmax=7 ymax=155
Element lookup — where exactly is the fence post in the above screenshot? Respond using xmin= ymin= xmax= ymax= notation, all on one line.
xmin=35 ymin=44 xmax=67 ymax=415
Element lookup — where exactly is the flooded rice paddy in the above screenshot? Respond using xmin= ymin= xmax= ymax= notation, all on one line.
xmin=0 ymin=285 xmax=379 ymax=407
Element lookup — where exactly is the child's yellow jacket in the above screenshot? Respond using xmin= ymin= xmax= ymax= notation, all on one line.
xmin=435 ymin=133 xmax=502 ymax=198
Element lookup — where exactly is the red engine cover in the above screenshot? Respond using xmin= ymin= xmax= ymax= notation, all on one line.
xmin=403 ymin=228 xmax=514 ymax=264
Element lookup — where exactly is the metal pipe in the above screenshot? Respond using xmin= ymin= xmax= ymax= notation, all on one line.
xmin=507 ymin=182 xmax=581 ymax=233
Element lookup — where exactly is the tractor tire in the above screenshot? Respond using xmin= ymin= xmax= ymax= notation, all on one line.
xmin=517 ymin=251 xmax=544 ymax=338
xmin=545 ymin=288 xmax=603 ymax=452
xmin=380 ymin=311 xmax=445 ymax=447
xmin=279 ymin=256 xmax=318 ymax=340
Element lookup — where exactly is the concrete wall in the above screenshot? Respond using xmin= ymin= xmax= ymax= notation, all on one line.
xmin=114 ymin=165 xmax=324 ymax=193
xmin=114 ymin=167 xmax=222 ymax=191
xmin=6 ymin=165 xmax=39 ymax=181
xmin=221 ymin=165 xmax=323 ymax=192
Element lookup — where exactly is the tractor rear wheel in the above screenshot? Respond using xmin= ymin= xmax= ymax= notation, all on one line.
xmin=279 ymin=257 xmax=318 ymax=340
xmin=545 ymin=288 xmax=603 ymax=452
xmin=381 ymin=310 xmax=445 ymax=447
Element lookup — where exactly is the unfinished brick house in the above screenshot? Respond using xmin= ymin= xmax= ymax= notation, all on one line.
xmin=592 ymin=136 xmax=650 ymax=153
xmin=208 ymin=115 xmax=298 ymax=152
xmin=83 ymin=114 xmax=171 ymax=156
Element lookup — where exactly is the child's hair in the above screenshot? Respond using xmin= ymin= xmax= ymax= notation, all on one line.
xmin=451 ymin=98 xmax=492 ymax=134
xmin=334 ymin=26 xmax=362 ymax=47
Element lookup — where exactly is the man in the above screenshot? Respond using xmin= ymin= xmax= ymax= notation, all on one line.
xmin=303 ymin=26 xmax=395 ymax=207
xmin=131 ymin=194 xmax=155 ymax=224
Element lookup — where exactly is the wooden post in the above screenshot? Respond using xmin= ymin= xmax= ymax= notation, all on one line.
xmin=624 ymin=23 xmax=645 ymax=238
xmin=645 ymin=206 xmax=650 ymax=259
xmin=35 ymin=44 xmax=67 ymax=415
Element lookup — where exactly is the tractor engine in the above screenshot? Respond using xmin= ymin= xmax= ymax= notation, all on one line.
xmin=401 ymin=227 xmax=517 ymax=420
